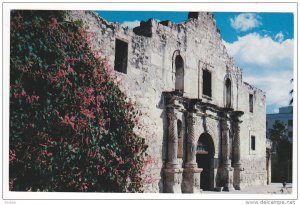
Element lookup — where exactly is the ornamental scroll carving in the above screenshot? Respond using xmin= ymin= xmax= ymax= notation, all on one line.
xmin=220 ymin=114 xmax=231 ymax=165
xmin=167 ymin=108 xmax=178 ymax=143
xmin=231 ymin=112 xmax=243 ymax=166
xmin=187 ymin=113 xmax=196 ymax=143
xmin=194 ymin=177 xmax=200 ymax=188
xmin=232 ymin=121 xmax=241 ymax=149
xmin=220 ymin=117 xmax=229 ymax=131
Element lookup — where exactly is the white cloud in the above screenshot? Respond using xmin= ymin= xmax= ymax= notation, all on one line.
xmin=223 ymin=33 xmax=293 ymax=66
xmin=121 ymin=20 xmax=140 ymax=29
xmin=244 ymin=71 xmax=293 ymax=108
xmin=275 ymin=32 xmax=284 ymax=43
xmin=230 ymin=13 xmax=262 ymax=32
xmin=224 ymin=32 xmax=294 ymax=112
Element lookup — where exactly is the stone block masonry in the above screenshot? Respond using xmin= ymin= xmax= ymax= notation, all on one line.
xmin=68 ymin=11 xmax=267 ymax=193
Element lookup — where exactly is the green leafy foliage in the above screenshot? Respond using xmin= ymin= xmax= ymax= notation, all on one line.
xmin=268 ymin=120 xmax=292 ymax=182
xmin=9 ymin=10 xmax=148 ymax=192
xmin=268 ymin=120 xmax=292 ymax=158
xmin=268 ymin=120 xmax=287 ymax=146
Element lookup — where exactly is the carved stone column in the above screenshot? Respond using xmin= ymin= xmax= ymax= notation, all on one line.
xmin=185 ymin=113 xmax=197 ymax=168
xmin=164 ymin=107 xmax=182 ymax=193
xmin=232 ymin=111 xmax=244 ymax=190
xmin=220 ymin=114 xmax=234 ymax=191
xmin=166 ymin=107 xmax=179 ymax=168
xmin=182 ymin=112 xmax=202 ymax=193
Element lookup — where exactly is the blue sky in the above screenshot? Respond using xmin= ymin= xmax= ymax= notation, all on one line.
xmin=97 ymin=11 xmax=294 ymax=114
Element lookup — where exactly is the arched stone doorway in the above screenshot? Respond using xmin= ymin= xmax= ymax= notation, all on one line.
xmin=196 ymin=133 xmax=215 ymax=191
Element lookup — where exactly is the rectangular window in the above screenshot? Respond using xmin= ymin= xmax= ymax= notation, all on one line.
xmin=114 ymin=39 xmax=128 ymax=74
xmin=288 ymin=120 xmax=293 ymax=126
xmin=251 ymin=136 xmax=255 ymax=150
xmin=203 ymin=70 xmax=212 ymax=97
xmin=249 ymin=94 xmax=254 ymax=113
xmin=288 ymin=132 xmax=293 ymax=138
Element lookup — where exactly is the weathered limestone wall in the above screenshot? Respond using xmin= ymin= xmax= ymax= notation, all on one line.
xmin=68 ymin=11 xmax=267 ymax=192
xmin=239 ymin=82 xmax=267 ymax=187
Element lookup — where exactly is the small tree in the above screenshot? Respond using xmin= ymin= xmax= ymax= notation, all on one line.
xmin=268 ymin=120 xmax=287 ymax=147
xmin=268 ymin=120 xmax=292 ymax=182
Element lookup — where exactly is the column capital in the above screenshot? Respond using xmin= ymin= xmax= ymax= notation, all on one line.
xmin=220 ymin=118 xmax=229 ymax=131
xmin=230 ymin=110 xmax=244 ymax=122
xmin=166 ymin=107 xmax=177 ymax=121
xmin=187 ymin=112 xmax=196 ymax=124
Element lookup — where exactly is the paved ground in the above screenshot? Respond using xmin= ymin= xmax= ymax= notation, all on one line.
xmin=202 ymin=183 xmax=292 ymax=194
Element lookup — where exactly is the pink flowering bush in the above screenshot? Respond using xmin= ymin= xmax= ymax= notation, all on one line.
xmin=9 ymin=10 xmax=148 ymax=192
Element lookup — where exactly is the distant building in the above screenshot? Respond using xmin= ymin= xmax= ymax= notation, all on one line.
xmin=267 ymin=106 xmax=293 ymax=142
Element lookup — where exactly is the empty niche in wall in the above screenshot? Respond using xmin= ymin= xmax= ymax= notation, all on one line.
xmin=175 ymin=55 xmax=184 ymax=93
xmin=225 ymin=78 xmax=232 ymax=108
xmin=251 ymin=136 xmax=256 ymax=150
xmin=249 ymin=94 xmax=254 ymax=113
xmin=203 ymin=69 xmax=212 ymax=97
xmin=114 ymin=39 xmax=128 ymax=74
xmin=177 ymin=120 xmax=183 ymax=159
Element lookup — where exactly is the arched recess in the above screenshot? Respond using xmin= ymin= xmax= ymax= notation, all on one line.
xmin=196 ymin=133 xmax=215 ymax=191
xmin=224 ymin=75 xmax=233 ymax=108
xmin=177 ymin=119 xmax=183 ymax=159
xmin=225 ymin=78 xmax=232 ymax=108
xmin=172 ymin=50 xmax=184 ymax=93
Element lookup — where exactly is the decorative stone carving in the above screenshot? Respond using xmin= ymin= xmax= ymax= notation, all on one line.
xmin=182 ymin=168 xmax=202 ymax=193
xmin=232 ymin=123 xmax=240 ymax=165
xmin=164 ymin=168 xmax=183 ymax=193
xmin=185 ymin=112 xmax=197 ymax=168
xmin=187 ymin=113 xmax=196 ymax=143
xmin=220 ymin=111 xmax=235 ymax=191
xmin=231 ymin=111 xmax=244 ymax=190
xmin=167 ymin=108 xmax=178 ymax=143
xmin=166 ymin=107 xmax=179 ymax=168
xmin=233 ymin=166 xmax=245 ymax=190
xmin=220 ymin=115 xmax=231 ymax=166
xmin=232 ymin=111 xmax=243 ymax=166
xmin=223 ymin=166 xmax=234 ymax=191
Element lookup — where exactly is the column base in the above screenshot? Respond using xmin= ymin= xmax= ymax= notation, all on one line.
xmin=182 ymin=167 xmax=203 ymax=193
xmin=164 ymin=168 xmax=183 ymax=193
xmin=166 ymin=161 xmax=180 ymax=169
xmin=184 ymin=162 xmax=198 ymax=168
xmin=222 ymin=166 xmax=234 ymax=192
xmin=233 ymin=166 xmax=244 ymax=190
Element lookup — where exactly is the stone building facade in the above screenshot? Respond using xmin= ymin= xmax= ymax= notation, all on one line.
xmin=69 ymin=11 xmax=267 ymax=193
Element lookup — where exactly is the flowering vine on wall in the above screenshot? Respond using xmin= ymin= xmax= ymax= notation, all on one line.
xmin=9 ymin=10 xmax=150 ymax=192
